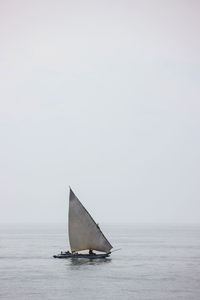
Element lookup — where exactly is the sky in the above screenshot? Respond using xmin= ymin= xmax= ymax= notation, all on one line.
xmin=0 ymin=0 xmax=200 ymax=224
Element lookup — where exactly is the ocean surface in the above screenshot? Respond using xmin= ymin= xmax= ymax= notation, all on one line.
xmin=0 ymin=223 xmax=200 ymax=300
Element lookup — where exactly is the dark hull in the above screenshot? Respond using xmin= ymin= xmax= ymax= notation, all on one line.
xmin=53 ymin=252 xmax=110 ymax=259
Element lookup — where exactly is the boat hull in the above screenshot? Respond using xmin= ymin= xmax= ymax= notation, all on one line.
xmin=53 ymin=252 xmax=111 ymax=259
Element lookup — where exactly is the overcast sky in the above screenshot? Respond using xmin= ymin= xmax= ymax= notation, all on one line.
xmin=0 ymin=0 xmax=200 ymax=224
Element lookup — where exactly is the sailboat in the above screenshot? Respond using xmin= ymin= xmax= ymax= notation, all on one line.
xmin=53 ymin=187 xmax=113 ymax=259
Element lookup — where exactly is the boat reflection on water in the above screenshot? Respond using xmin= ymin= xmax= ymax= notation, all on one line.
xmin=69 ymin=257 xmax=112 ymax=267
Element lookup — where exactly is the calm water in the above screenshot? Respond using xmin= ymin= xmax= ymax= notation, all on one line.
xmin=0 ymin=223 xmax=200 ymax=300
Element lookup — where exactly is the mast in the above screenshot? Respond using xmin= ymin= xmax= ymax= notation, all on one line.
xmin=68 ymin=188 xmax=112 ymax=253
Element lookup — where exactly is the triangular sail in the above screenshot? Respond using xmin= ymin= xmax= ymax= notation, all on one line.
xmin=68 ymin=188 xmax=113 ymax=253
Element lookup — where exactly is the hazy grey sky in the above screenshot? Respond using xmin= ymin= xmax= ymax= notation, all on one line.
xmin=0 ymin=0 xmax=200 ymax=224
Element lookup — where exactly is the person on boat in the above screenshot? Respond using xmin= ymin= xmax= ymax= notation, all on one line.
xmin=89 ymin=249 xmax=96 ymax=255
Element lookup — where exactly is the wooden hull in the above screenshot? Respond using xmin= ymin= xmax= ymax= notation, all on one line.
xmin=53 ymin=252 xmax=111 ymax=259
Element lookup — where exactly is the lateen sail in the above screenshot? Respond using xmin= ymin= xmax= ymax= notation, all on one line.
xmin=68 ymin=188 xmax=113 ymax=253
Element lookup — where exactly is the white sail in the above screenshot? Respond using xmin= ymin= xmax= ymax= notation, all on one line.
xmin=68 ymin=188 xmax=113 ymax=253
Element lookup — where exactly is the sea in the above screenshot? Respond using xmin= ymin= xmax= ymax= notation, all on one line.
xmin=0 ymin=223 xmax=200 ymax=300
